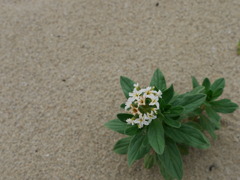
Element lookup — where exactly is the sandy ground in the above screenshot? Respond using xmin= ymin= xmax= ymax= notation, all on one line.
xmin=0 ymin=0 xmax=240 ymax=179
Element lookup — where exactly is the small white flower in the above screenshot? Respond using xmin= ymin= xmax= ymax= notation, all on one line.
xmin=147 ymin=93 xmax=158 ymax=100
xmin=130 ymin=106 xmax=140 ymax=115
xmin=134 ymin=118 xmax=143 ymax=128
xmin=142 ymin=86 xmax=152 ymax=94
xmin=125 ymin=103 xmax=131 ymax=110
xmin=146 ymin=111 xmax=157 ymax=120
xmin=128 ymin=97 xmax=136 ymax=103
xmin=151 ymin=90 xmax=162 ymax=97
xmin=126 ymin=118 xmax=135 ymax=125
xmin=143 ymin=113 xmax=150 ymax=120
xmin=156 ymin=90 xmax=162 ymax=97
xmin=143 ymin=121 xmax=150 ymax=125
xmin=151 ymin=107 xmax=158 ymax=114
xmin=133 ymin=83 xmax=139 ymax=88
xmin=125 ymin=97 xmax=135 ymax=110
xmin=149 ymin=96 xmax=159 ymax=107
xmin=137 ymin=95 xmax=146 ymax=106
xmin=134 ymin=114 xmax=149 ymax=128
xmin=129 ymin=89 xmax=141 ymax=99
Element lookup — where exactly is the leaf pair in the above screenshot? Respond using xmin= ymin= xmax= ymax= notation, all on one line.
xmin=127 ymin=133 xmax=151 ymax=166
xmin=120 ymin=68 xmax=167 ymax=99
xmin=127 ymin=118 xmax=165 ymax=166
xmin=112 ymin=132 xmax=152 ymax=166
xmin=191 ymin=76 xmax=238 ymax=140
xmin=192 ymin=76 xmax=225 ymax=101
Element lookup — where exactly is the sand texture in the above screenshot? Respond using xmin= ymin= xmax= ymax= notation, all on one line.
xmin=0 ymin=0 xmax=240 ymax=179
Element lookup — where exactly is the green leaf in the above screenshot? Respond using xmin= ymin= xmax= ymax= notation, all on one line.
xmin=144 ymin=153 xmax=155 ymax=169
xmin=211 ymin=88 xmax=223 ymax=101
xmin=211 ymin=78 xmax=225 ymax=92
xmin=164 ymin=124 xmax=210 ymax=149
xmin=120 ymin=103 xmax=126 ymax=109
xmin=150 ymin=69 xmax=166 ymax=91
xmin=163 ymin=116 xmax=181 ymax=128
xmin=187 ymin=108 xmax=202 ymax=118
xmin=210 ymin=99 xmax=239 ymax=114
xmin=148 ymin=118 xmax=165 ymax=154
xmin=166 ymin=115 xmax=181 ymax=121
xmin=199 ymin=115 xmax=217 ymax=139
xmin=172 ymin=94 xmax=206 ymax=113
xmin=120 ymin=76 xmax=135 ymax=98
xmin=185 ymin=121 xmax=202 ymax=131
xmin=128 ymin=133 xmax=150 ymax=166
xmin=202 ymin=78 xmax=211 ymax=91
xmin=157 ymin=160 xmax=173 ymax=180
xmin=191 ymin=86 xmax=205 ymax=94
xmin=191 ymin=76 xmax=200 ymax=88
xmin=113 ymin=137 xmax=132 ymax=154
xmin=171 ymin=86 xmax=204 ymax=105
xmin=157 ymin=139 xmax=183 ymax=180
xmin=205 ymin=105 xmax=220 ymax=128
xmin=207 ymin=78 xmax=225 ymax=101
xmin=160 ymin=99 xmax=171 ymax=112
xmin=125 ymin=125 xmax=139 ymax=136
xmin=104 ymin=119 xmax=129 ymax=134
xmin=168 ymin=106 xmax=184 ymax=115
xmin=162 ymin=84 xmax=174 ymax=104
xmin=117 ymin=113 xmax=133 ymax=122
xmin=206 ymin=90 xmax=213 ymax=101
xmin=158 ymin=162 xmax=175 ymax=180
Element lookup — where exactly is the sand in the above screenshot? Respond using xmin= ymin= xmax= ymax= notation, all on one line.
xmin=0 ymin=0 xmax=240 ymax=179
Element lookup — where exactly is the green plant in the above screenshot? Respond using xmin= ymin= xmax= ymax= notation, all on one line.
xmin=104 ymin=69 xmax=238 ymax=180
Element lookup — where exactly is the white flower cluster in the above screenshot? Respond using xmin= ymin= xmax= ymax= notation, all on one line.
xmin=125 ymin=83 xmax=162 ymax=128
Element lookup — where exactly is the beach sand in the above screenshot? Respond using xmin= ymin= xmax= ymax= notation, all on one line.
xmin=0 ymin=0 xmax=240 ymax=179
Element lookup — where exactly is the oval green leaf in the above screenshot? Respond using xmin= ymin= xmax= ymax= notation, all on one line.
xmin=164 ymin=124 xmax=210 ymax=149
xmin=211 ymin=78 xmax=225 ymax=91
xmin=125 ymin=125 xmax=139 ymax=136
xmin=150 ymin=69 xmax=166 ymax=91
xmin=104 ymin=119 xmax=129 ymax=134
xmin=168 ymin=106 xmax=184 ymax=115
xmin=163 ymin=116 xmax=181 ymax=128
xmin=157 ymin=139 xmax=183 ymax=180
xmin=113 ymin=137 xmax=132 ymax=154
xmin=128 ymin=133 xmax=150 ymax=166
xmin=162 ymin=84 xmax=174 ymax=104
xmin=191 ymin=76 xmax=200 ymax=88
xmin=210 ymin=99 xmax=239 ymax=114
xmin=202 ymin=78 xmax=211 ymax=91
xmin=120 ymin=76 xmax=135 ymax=98
xmin=148 ymin=118 xmax=165 ymax=154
